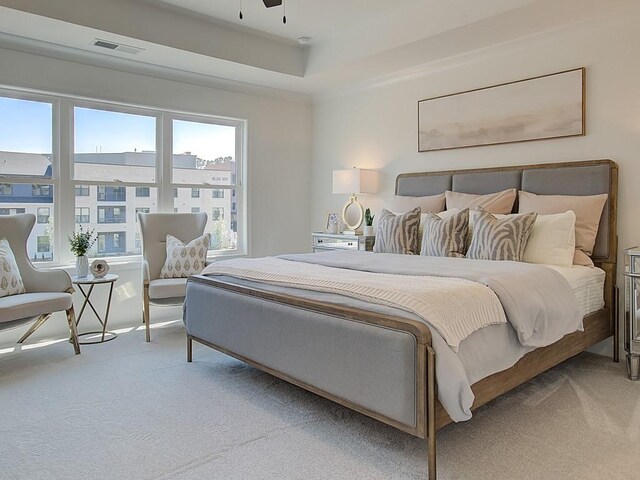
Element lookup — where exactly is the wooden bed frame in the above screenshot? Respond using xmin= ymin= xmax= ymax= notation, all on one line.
xmin=186 ymin=160 xmax=618 ymax=479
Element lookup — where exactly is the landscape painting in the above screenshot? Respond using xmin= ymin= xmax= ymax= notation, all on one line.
xmin=418 ymin=68 xmax=585 ymax=152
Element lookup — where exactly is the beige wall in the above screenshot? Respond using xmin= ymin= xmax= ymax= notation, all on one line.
xmin=312 ymin=6 xmax=640 ymax=356
xmin=0 ymin=46 xmax=312 ymax=345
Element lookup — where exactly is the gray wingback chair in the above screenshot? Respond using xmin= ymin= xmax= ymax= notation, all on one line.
xmin=0 ymin=214 xmax=80 ymax=354
xmin=138 ymin=212 xmax=208 ymax=342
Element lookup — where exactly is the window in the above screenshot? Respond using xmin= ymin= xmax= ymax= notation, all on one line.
xmin=98 ymin=206 xmax=126 ymax=224
xmin=1 ymin=89 xmax=244 ymax=262
xmin=74 ymin=107 xmax=156 ymax=183
xmin=32 ymin=184 xmax=52 ymax=197
xmin=0 ymin=97 xmax=52 ymax=179
xmin=212 ymin=207 xmax=224 ymax=221
xmin=37 ymin=236 xmax=50 ymax=252
xmin=135 ymin=207 xmax=150 ymax=221
xmin=172 ymin=118 xmax=240 ymax=253
xmin=97 ymin=232 xmax=126 ymax=255
xmin=75 ymin=185 xmax=90 ymax=196
xmin=135 ymin=232 xmax=141 ymax=250
xmin=0 ymin=208 xmax=26 ymax=215
xmin=75 ymin=207 xmax=90 ymax=223
xmin=97 ymin=186 xmax=126 ymax=202
xmin=136 ymin=187 xmax=150 ymax=197
xmin=37 ymin=207 xmax=50 ymax=224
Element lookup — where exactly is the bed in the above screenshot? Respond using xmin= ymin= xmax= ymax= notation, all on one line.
xmin=183 ymin=160 xmax=618 ymax=479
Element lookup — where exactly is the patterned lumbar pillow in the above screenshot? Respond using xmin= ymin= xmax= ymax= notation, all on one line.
xmin=0 ymin=238 xmax=26 ymax=298
xmin=467 ymin=207 xmax=537 ymax=261
xmin=373 ymin=208 xmax=421 ymax=255
xmin=159 ymin=234 xmax=210 ymax=278
xmin=420 ymin=208 xmax=469 ymax=258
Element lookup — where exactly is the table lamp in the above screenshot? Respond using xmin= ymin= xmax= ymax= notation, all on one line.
xmin=332 ymin=167 xmax=378 ymax=233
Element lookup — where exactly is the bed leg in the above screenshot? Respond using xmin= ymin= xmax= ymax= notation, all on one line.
xmin=426 ymin=345 xmax=437 ymax=479
xmin=187 ymin=336 xmax=193 ymax=363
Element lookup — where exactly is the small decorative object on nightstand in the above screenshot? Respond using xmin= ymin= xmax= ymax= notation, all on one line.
xmin=624 ymin=247 xmax=640 ymax=380
xmin=312 ymin=232 xmax=374 ymax=252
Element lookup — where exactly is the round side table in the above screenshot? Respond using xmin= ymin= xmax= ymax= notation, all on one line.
xmin=71 ymin=274 xmax=119 ymax=344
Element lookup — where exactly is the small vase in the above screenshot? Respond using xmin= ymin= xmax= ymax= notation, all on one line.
xmin=363 ymin=225 xmax=375 ymax=236
xmin=76 ymin=255 xmax=89 ymax=278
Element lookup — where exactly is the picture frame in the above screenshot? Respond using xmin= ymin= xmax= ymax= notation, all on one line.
xmin=418 ymin=67 xmax=585 ymax=152
xmin=326 ymin=212 xmax=339 ymax=234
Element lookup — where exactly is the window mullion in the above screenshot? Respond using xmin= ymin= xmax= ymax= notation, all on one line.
xmin=57 ymin=99 xmax=75 ymax=265
xmin=159 ymin=114 xmax=172 ymax=212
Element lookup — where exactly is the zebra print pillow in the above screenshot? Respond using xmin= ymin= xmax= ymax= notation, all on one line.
xmin=373 ymin=208 xmax=421 ymax=255
xmin=420 ymin=209 xmax=469 ymax=258
xmin=467 ymin=207 xmax=537 ymax=261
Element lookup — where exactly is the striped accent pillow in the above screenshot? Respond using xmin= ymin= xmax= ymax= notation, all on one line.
xmin=373 ymin=208 xmax=421 ymax=255
xmin=420 ymin=209 xmax=469 ymax=258
xmin=467 ymin=207 xmax=537 ymax=261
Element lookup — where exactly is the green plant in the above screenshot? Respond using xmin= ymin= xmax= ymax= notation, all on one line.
xmin=364 ymin=208 xmax=375 ymax=227
xmin=68 ymin=226 xmax=96 ymax=257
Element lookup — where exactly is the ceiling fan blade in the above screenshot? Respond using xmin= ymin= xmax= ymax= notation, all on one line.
xmin=262 ymin=0 xmax=283 ymax=7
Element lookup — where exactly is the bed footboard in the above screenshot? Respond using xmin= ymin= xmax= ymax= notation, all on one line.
xmin=184 ymin=276 xmax=437 ymax=479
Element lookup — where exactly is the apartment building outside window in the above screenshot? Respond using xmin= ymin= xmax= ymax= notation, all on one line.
xmin=37 ymin=207 xmax=50 ymax=224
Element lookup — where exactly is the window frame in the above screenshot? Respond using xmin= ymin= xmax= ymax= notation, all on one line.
xmin=0 ymin=87 xmax=247 ymax=265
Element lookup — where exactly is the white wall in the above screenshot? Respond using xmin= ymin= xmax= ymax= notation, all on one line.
xmin=0 ymin=46 xmax=312 ymax=346
xmin=312 ymin=6 xmax=640 ymax=356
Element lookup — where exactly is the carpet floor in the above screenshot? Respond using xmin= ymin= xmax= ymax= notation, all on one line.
xmin=1 ymin=322 xmax=639 ymax=480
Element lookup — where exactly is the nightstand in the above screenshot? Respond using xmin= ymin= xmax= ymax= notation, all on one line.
xmin=624 ymin=247 xmax=640 ymax=380
xmin=312 ymin=232 xmax=375 ymax=252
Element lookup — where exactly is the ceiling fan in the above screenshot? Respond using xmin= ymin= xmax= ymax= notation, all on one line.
xmin=239 ymin=0 xmax=288 ymax=24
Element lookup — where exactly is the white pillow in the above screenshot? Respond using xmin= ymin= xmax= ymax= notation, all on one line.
xmin=159 ymin=234 xmax=210 ymax=279
xmin=522 ymin=211 xmax=576 ymax=267
xmin=0 ymin=238 xmax=26 ymax=298
xmin=469 ymin=210 xmax=576 ymax=266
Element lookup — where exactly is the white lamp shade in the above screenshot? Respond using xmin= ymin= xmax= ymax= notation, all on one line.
xmin=332 ymin=168 xmax=378 ymax=194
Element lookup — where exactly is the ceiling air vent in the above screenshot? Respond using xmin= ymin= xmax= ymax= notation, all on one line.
xmin=92 ymin=39 xmax=145 ymax=55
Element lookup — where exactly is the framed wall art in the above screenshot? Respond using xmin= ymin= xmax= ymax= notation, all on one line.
xmin=418 ymin=67 xmax=585 ymax=152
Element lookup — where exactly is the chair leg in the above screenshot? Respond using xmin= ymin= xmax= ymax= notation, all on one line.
xmin=17 ymin=314 xmax=51 ymax=344
xmin=66 ymin=307 xmax=81 ymax=355
xmin=143 ymin=284 xmax=151 ymax=342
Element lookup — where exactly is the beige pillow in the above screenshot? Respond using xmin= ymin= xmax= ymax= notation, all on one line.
xmin=445 ymin=189 xmax=516 ymax=214
xmin=0 ymin=238 xmax=26 ymax=298
xmin=159 ymin=234 xmax=210 ymax=278
xmin=390 ymin=194 xmax=445 ymax=214
xmin=518 ymin=191 xmax=608 ymax=261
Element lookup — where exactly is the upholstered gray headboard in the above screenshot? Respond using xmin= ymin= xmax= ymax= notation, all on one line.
xmin=396 ymin=160 xmax=618 ymax=263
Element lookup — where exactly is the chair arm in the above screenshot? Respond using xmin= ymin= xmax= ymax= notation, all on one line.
xmin=26 ymin=267 xmax=73 ymax=294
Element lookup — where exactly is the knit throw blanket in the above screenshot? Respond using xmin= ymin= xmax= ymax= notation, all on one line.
xmin=201 ymin=257 xmax=505 ymax=351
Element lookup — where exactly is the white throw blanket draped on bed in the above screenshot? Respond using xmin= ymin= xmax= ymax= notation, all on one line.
xmin=201 ymin=257 xmax=506 ymax=350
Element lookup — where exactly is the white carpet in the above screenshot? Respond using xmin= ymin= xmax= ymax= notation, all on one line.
xmin=1 ymin=322 xmax=639 ymax=480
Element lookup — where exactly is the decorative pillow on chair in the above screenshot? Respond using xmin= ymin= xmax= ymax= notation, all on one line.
xmin=373 ymin=208 xmax=421 ymax=255
xmin=421 ymin=209 xmax=469 ymax=258
xmin=467 ymin=208 xmax=537 ymax=262
xmin=159 ymin=234 xmax=210 ymax=279
xmin=0 ymin=238 xmax=26 ymax=298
